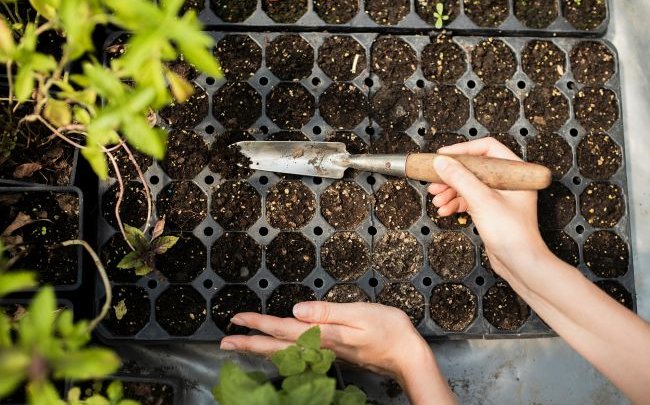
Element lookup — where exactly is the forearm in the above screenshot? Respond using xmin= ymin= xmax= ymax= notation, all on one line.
xmin=398 ymin=340 xmax=457 ymax=405
xmin=506 ymin=250 xmax=650 ymax=404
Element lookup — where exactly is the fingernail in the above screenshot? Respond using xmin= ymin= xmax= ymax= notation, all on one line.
xmin=220 ymin=341 xmax=236 ymax=351
xmin=231 ymin=315 xmax=246 ymax=326
xmin=433 ymin=155 xmax=452 ymax=172
xmin=293 ymin=302 xmax=310 ymax=319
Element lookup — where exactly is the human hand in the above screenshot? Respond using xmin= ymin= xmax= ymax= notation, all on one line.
xmin=220 ymin=301 xmax=455 ymax=404
xmin=427 ymin=137 xmax=551 ymax=289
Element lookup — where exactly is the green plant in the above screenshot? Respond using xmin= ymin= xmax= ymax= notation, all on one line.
xmin=0 ymin=240 xmax=36 ymax=296
xmin=213 ymin=327 xmax=368 ymax=405
xmin=67 ymin=380 xmax=139 ymax=405
xmin=117 ymin=217 xmax=178 ymax=276
xmin=433 ymin=2 xmax=450 ymax=29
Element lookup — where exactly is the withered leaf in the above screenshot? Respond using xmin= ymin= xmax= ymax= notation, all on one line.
xmin=13 ymin=162 xmax=42 ymax=179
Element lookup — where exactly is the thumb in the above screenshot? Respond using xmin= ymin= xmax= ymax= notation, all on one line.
xmin=433 ymin=155 xmax=493 ymax=209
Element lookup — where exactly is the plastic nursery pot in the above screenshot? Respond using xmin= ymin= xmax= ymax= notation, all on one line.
xmin=93 ymin=32 xmax=633 ymax=342
xmin=190 ymin=0 xmax=609 ymax=37
xmin=0 ymin=186 xmax=84 ymax=293
xmin=75 ymin=375 xmax=181 ymax=405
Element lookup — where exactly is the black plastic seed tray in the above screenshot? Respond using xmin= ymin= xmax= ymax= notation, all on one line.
xmin=193 ymin=0 xmax=609 ymax=38
xmin=94 ymin=32 xmax=633 ymax=342
xmin=78 ymin=375 xmax=182 ymax=405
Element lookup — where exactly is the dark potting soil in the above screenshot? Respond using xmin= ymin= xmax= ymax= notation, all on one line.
xmin=584 ymin=231 xmax=628 ymax=278
xmin=122 ymin=381 xmax=174 ymax=405
xmin=321 ymin=180 xmax=370 ymax=229
xmin=513 ymin=0 xmax=558 ymax=28
xmin=101 ymin=234 xmax=141 ymax=283
xmin=430 ymin=283 xmax=477 ymax=332
xmin=375 ymin=179 xmax=421 ymax=230
xmin=371 ymin=37 xmax=417 ymax=83
xmin=156 ymin=285 xmax=207 ymax=336
xmin=489 ymin=133 xmax=524 ymax=158
xmin=102 ymin=182 xmax=148 ymax=229
xmin=596 ymin=280 xmax=633 ymax=311
xmin=423 ymin=85 xmax=470 ymax=132
xmin=267 ymin=83 xmax=315 ymax=130
xmin=377 ymin=283 xmax=425 ymax=326
xmin=480 ymin=244 xmax=494 ymax=273
xmin=415 ymin=0 xmax=460 ymax=26
xmin=423 ymin=132 xmax=467 ymax=153
xmin=313 ymin=0 xmax=359 ymax=23
xmin=577 ymin=133 xmax=622 ymax=180
xmin=155 ymin=234 xmax=206 ymax=283
xmin=209 ymin=131 xmax=255 ymax=180
xmin=370 ymin=131 xmax=420 ymax=154
xmin=318 ymin=36 xmax=367 ymax=81
xmin=156 ymin=181 xmax=207 ymax=231
xmin=465 ymin=0 xmax=508 ymax=27
xmin=421 ymin=35 xmax=466 ymax=84
xmin=371 ymin=85 xmax=419 ymax=132
xmin=570 ymin=41 xmax=615 ymax=86
xmin=267 ymin=35 xmax=314 ymax=81
xmin=213 ymin=82 xmax=262 ymax=130
xmin=104 ymin=285 xmax=150 ymax=336
xmin=319 ymin=83 xmax=369 ymax=130
xmin=212 ymin=285 xmax=262 ymax=335
xmin=211 ymin=232 xmax=261 ymax=282
xmin=161 ymin=130 xmax=209 ymax=179
xmin=372 ymin=231 xmax=423 ymax=281
xmin=266 ymin=284 xmax=316 ymax=318
xmin=211 ymin=180 xmax=261 ymax=230
xmin=483 ymin=281 xmax=530 ymax=331
xmin=168 ymin=57 xmax=199 ymax=81
xmin=181 ymin=0 xmax=203 ymax=13
xmin=321 ymin=232 xmax=370 ymax=281
xmin=524 ymin=87 xmax=569 ymax=133
xmin=426 ymin=194 xmax=472 ymax=230
xmin=262 ymin=0 xmax=308 ymax=23
xmin=537 ymin=182 xmax=576 ymax=230
xmin=541 ymin=230 xmax=579 ymax=266
xmin=428 ymin=231 xmax=475 ymax=281
xmin=107 ymin=146 xmax=153 ymax=182
xmin=0 ymin=191 xmax=79 ymax=285
xmin=561 ymin=0 xmax=607 ymax=30
xmin=267 ymin=180 xmax=316 ymax=230
xmin=209 ymin=0 xmax=256 ymax=22
xmin=471 ymin=39 xmax=516 ymax=84
xmin=365 ymin=0 xmax=409 ymax=25
xmin=267 ymin=232 xmax=316 ymax=282
xmin=324 ymin=284 xmax=370 ymax=303
xmin=525 ymin=132 xmax=573 ymax=179
xmin=521 ymin=40 xmax=566 ymax=86
xmin=574 ymin=87 xmax=619 ymax=132
xmin=580 ymin=182 xmax=624 ymax=228
xmin=214 ymin=35 xmax=262 ymax=81
xmin=474 ymin=86 xmax=519 ymax=132
xmin=159 ymin=83 xmax=209 ymax=130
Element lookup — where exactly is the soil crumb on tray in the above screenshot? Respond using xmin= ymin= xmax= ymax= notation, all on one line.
xmin=430 ymin=283 xmax=477 ymax=332
xmin=212 ymin=82 xmax=262 ymax=130
xmin=209 ymin=131 xmax=255 ymax=180
xmin=483 ymin=281 xmax=530 ymax=331
xmin=537 ymin=181 xmax=576 ymax=230
xmin=365 ymin=0 xmax=409 ymax=25
xmin=319 ymin=83 xmax=368 ymax=130
xmin=574 ymin=87 xmax=619 ymax=132
xmin=580 ymin=182 xmax=624 ymax=228
xmin=156 ymin=285 xmax=206 ymax=336
xmin=161 ymin=130 xmax=209 ymax=179
xmin=428 ymin=231 xmax=475 ymax=281
xmin=102 ymin=181 xmax=148 ymax=229
xmin=159 ymin=83 xmax=209 ymax=131
xmin=371 ymin=131 xmax=420 ymax=154
xmin=318 ymin=35 xmax=367 ymax=81
xmin=155 ymin=233 xmax=206 ymax=283
xmin=374 ymin=179 xmax=421 ymax=230
xmin=212 ymin=285 xmax=262 ymax=335
xmin=266 ymin=232 xmax=316 ymax=282
xmin=321 ymin=180 xmax=370 ymax=229
xmin=541 ymin=230 xmax=579 ymax=266
xmin=561 ymin=0 xmax=607 ymax=31
xmin=524 ymin=87 xmax=569 ymax=133
xmin=421 ymin=35 xmax=466 ymax=84
xmin=423 ymin=85 xmax=470 ymax=132
xmin=156 ymin=181 xmax=207 ymax=231
xmin=267 ymin=83 xmax=315 ymax=130
xmin=262 ymin=0 xmax=308 ymax=23
xmin=416 ymin=0 xmax=460 ymax=26
xmin=209 ymin=0 xmax=256 ymax=22
xmin=214 ymin=34 xmax=262 ymax=81
xmin=211 ymin=180 xmax=261 ymax=230
xmin=471 ymin=38 xmax=516 ymax=84
xmin=570 ymin=41 xmax=615 ymax=85
xmin=595 ymin=280 xmax=633 ymax=310
xmin=371 ymin=36 xmax=417 ymax=83
xmin=525 ymin=132 xmax=572 ymax=179
xmin=584 ymin=230 xmax=628 ymax=278
xmin=266 ymin=284 xmax=316 ymax=318
xmin=577 ymin=133 xmax=621 ymax=180
xmin=514 ymin=0 xmax=558 ymax=29
xmin=104 ymin=285 xmax=150 ymax=336
xmin=372 ymin=231 xmax=423 ymax=281
xmin=371 ymin=85 xmax=419 ymax=132
xmin=321 ymin=232 xmax=370 ymax=281
xmin=211 ymin=233 xmax=261 ymax=282
xmin=324 ymin=284 xmax=370 ymax=303
xmin=377 ymin=283 xmax=425 ymax=326
xmin=267 ymin=34 xmax=314 ymax=81
xmin=521 ymin=40 xmax=566 ymax=86
xmin=266 ymin=180 xmax=316 ymax=230
xmin=313 ymin=0 xmax=359 ymax=24
xmin=474 ymin=86 xmax=518 ymax=132
xmin=464 ymin=0 xmax=509 ymax=27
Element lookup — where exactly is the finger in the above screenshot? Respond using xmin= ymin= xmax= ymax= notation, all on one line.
xmin=433 ymin=155 xmax=495 ymax=211
xmin=293 ymin=301 xmax=377 ymax=328
xmin=457 ymin=197 xmax=469 ymax=213
xmin=232 ymin=312 xmax=314 ymax=341
xmin=220 ymin=335 xmax=292 ymax=356
xmin=427 ymin=183 xmax=449 ymax=195
xmin=432 ymin=187 xmax=457 ymax=207
xmin=438 ymin=137 xmax=521 ymax=161
xmin=438 ymin=198 xmax=460 ymax=216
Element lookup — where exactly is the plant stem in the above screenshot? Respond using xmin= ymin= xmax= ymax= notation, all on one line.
xmin=121 ymin=141 xmax=153 ymax=232
xmin=6 ymin=62 xmax=14 ymax=106
xmin=32 ymin=115 xmax=86 ymax=149
xmin=105 ymin=148 xmax=136 ymax=252
xmin=61 ymin=239 xmax=111 ymax=331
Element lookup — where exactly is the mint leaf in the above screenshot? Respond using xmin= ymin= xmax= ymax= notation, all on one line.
xmin=117 ymin=251 xmax=145 ymax=270
xmin=151 ymin=236 xmax=179 ymax=255
xmin=334 ymin=386 xmax=367 ymax=405
xmin=282 ymin=377 xmax=335 ymax=405
xmin=272 ymin=345 xmax=307 ymax=377
xmin=297 ymin=326 xmax=321 ymax=350
xmin=213 ymin=363 xmax=281 ymax=405
xmin=311 ymin=349 xmax=335 ymax=375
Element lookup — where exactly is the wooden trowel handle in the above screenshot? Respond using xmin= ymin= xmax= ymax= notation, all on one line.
xmin=405 ymin=153 xmax=552 ymax=190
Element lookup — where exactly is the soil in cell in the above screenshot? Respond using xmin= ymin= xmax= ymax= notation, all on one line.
xmin=577 ymin=133 xmax=622 ymax=180
xmin=374 ymin=179 xmax=421 ymax=230
xmin=430 ymin=283 xmax=478 ymax=332
xmin=415 ymin=0 xmax=460 ymax=26
xmin=537 ymin=181 xmax=576 ymax=230
xmin=320 ymin=83 xmax=369 ymax=130
xmin=156 ymin=181 xmax=207 ymax=231
xmin=474 ymin=86 xmax=519 ymax=132
xmin=580 ymin=182 xmax=624 ymax=228
xmin=365 ymin=0 xmax=409 ymax=25
xmin=321 ymin=232 xmax=370 ymax=281
xmin=266 ymin=232 xmax=316 ymax=282
xmin=377 ymin=283 xmax=425 ymax=326
xmin=209 ymin=131 xmax=255 ymax=180
xmin=209 ymin=0 xmax=256 ymax=22
xmin=513 ymin=0 xmax=558 ymax=29
xmin=313 ymin=0 xmax=359 ymax=24
xmin=570 ymin=41 xmax=615 ymax=85
xmin=214 ymin=35 xmax=262 ymax=81
xmin=324 ymin=284 xmax=370 ymax=303
xmin=266 ymin=180 xmax=316 ymax=230
xmin=321 ymin=180 xmax=370 ymax=229
xmin=211 ymin=285 xmax=262 ymax=335
xmin=471 ymin=39 xmax=516 ymax=84
xmin=464 ymin=0 xmax=509 ymax=27
xmin=155 ymin=233 xmax=206 ymax=283
xmin=103 ymin=285 xmax=150 ymax=336
xmin=372 ymin=231 xmax=423 ymax=281
xmin=267 ymin=83 xmax=316 ymax=130
xmin=102 ymin=182 xmax=148 ymax=229
xmin=267 ymin=34 xmax=314 ymax=80
xmin=526 ymin=132 xmax=573 ymax=179
xmin=541 ymin=230 xmax=579 ymax=266
xmin=561 ymin=0 xmax=607 ymax=31
xmin=584 ymin=230 xmax=628 ymax=278
xmin=161 ymin=130 xmax=209 ymax=180
xmin=266 ymin=284 xmax=316 ymax=318
xmin=371 ymin=131 xmax=420 ymax=154
xmin=524 ymin=86 xmax=570 ymax=132
xmin=483 ymin=281 xmax=530 ymax=331
xmin=421 ymin=35 xmax=466 ymax=84
xmin=423 ymin=85 xmax=470 ymax=132
xmin=428 ymin=231 xmax=475 ymax=281
xmin=262 ymin=0 xmax=308 ymax=23
xmin=371 ymin=85 xmax=420 ymax=132
xmin=159 ymin=83 xmax=209 ymax=130
xmin=574 ymin=87 xmax=619 ymax=132
xmin=211 ymin=180 xmax=261 ymax=230
xmin=211 ymin=232 xmax=261 ymax=282
xmin=521 ymin=40 xmax=566 ymax=86
xmin=212 ymin=82 xmax=262 ymax=130
xmin=156 ymin=286 xmax=207 ymax=336
xmin=371 ymin=37 xmax=417 ymax=83
xmin=596 ymin=280 xmax=633 ymax=311
xmin=318 ymin=35 xmax=367 ymax=81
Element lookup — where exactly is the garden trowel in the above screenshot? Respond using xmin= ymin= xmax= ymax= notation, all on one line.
xmin=235 ymin=141 xmax=552 ymax=190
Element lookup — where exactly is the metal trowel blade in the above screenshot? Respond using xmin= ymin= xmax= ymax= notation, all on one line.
xmin=235 ymin=141 xmax=350 ymax=178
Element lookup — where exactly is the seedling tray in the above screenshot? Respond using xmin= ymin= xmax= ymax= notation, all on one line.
xmin=95 ymin=32 xmax=633 ymax=341
xmin=193 ymin=0 xmax=609 ymax=37
xmin=77 ymin=375 xmax=182 ymax=405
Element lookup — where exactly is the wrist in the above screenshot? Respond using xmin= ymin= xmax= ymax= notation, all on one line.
xmin=394 ymin=336 xmax=438 ymax=386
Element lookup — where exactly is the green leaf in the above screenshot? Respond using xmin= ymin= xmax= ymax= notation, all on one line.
xmin=271 ymin=346 xmax=306 ymax=377
xmin=435 ymin=19 xmax=443 ymax=29
xmin=0 ymin=271 xmax=37 ymax=296
xmin=282 ymin=377 xmax=335 ymax=405
xmin=117 ymin=251 xmax=145 ymax=270
xmin=0 ymin=313 xmax=10 ymax=348
xmin=73 ymin=106 xmax=92 ymax=125
xmin=54 ymin=348 xmax=120 ymax=379
xmin=334 ymin=386 xmax=367 ymax=405
xmin=436 ymin=2 xmax=444 ymax=14
xmin=165 ymin=69 xmax=194 ymax=102
xmin=81 ymin=141 xmax=109 ymax=180
xmin=311 ymin=349 xmax=335 ymax=375
xmin=124 ymin=224 xmax=149 ymax=253
xmin=14 ymin=67 xmax=34 ymax=102
xmin=0 ymin=351 xmax=29 ymax=397
xmin=113 ymin=299 xmax=128 ymax=321
xmin=297 ymin=326 xmax=321 ymax=350
xmin=106 ymin=380 xmax=123 ymax=402
xmin=44 ymin=99 xmax=72 ymax=128
xmin=29 ymin=0 xmax=60 ymax=20
xmin=134 ymin=265 xmax=152 ymax=276
xmin=213 ymin=363 xmax=281 ymax=405
xmin=60 ymin=0 xmax=96 ymax=60
xmin=151 ymin=236 xmax=179 ymax=255
xmin=0 ymin=18 xmax=16 ymax=60
xmin=281 ymin=371 xmax=320 ymax=392
xmin=121 ymin=118 xmax=167 ymax=160
xmin=26 ymin=380 xmax=63 ymax=405
xmin=118 ymin=400 xmax=140 ymax=405
xmin=19 ymin=286 xmax=56 ymax=347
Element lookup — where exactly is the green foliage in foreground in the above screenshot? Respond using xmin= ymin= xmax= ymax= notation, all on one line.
xmin=213 ymin=327 xmax=367 ymax=405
